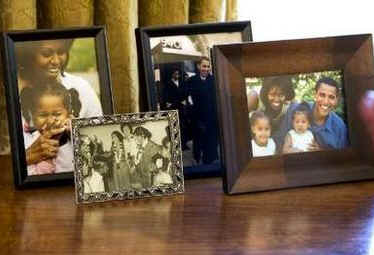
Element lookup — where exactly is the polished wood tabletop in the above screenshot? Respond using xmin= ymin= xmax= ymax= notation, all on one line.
xmin=1 ymin=155 xmax=374 ymax=254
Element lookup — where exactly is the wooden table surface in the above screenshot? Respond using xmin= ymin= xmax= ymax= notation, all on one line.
xmin=1 ymin=155 xmax=374 ymax=255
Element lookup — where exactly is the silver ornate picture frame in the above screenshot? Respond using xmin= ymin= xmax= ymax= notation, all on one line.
xmin=71 ymin=110 xmax=184 ymax=204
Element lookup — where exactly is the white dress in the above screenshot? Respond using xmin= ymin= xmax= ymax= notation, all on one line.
xmin=153 ymin=172 xmax=173 ymax=186
xmin=288 ymin=129 xmax=314 ymax=152
xmin=26 ymin=131 xmax=73 ymax=175
xmin=251 ymin=138 xmax=276 ymax=157
xmin=83 ymin=170 xmax=105 ymax=194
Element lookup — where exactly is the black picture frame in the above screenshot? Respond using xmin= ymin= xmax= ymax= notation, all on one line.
xmin=136 ymin=21 xmax=252 ymax=178
xmin=212 ymin=34 xmax=374 ymax=194
xmin=1 ymin=26 xmax=113 ymax=188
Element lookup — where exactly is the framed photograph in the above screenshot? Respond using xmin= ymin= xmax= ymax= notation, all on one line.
xmin=136 ymin=21 xmax=252 ymax=178
xmin=1 ymin=26 xmax=113 ymax=188
xmin=71 ymin=111 xmax=184 ymax=204
xmin=213 ymin=34 xmax=374 ymax=194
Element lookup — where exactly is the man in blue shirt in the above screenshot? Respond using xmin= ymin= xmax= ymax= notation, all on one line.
xmin=274 ymin=77 xmax=349 ymax=151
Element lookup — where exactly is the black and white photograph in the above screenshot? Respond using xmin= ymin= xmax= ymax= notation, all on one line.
xmin=247 ymin=71 xmax=349 ymax=157
xmin=2 ymin=27 xmax=113 ymax=187
xmin=136 ymin=21 xmax=252 ymax=177
xmin=72 ymin=111 xmax=184 ymax=204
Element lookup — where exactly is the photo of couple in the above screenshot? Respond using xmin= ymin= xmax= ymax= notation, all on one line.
xmin=15 ymin=38 xmax=103 ymax=176
xmin=78 ymin=120 xmax=173 ymax=194
xmin=247 ymin=71 xmax=349 ymax=157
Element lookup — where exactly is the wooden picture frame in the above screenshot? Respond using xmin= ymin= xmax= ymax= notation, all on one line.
xmin=212 ymin=34 xmax=374 ymax=194
xmin=72 ymin=111 xmax=184 ymax=204
xmin=136 ymin=21 xmax=252 ymax=178
xmin=1 ymin=26 xmax=113 ymax=188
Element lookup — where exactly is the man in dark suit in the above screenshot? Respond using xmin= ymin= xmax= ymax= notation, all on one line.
xmin=187 ymin=56 xmax=219 ymax=165
xmin=133 ymin=126 xmax=162 ymax=188
xmin=162 ymin=68 xmax=189 ymax=150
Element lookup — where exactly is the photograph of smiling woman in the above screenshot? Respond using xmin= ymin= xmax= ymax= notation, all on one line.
xmin=14 ymin=38 xmax=103 ymax=176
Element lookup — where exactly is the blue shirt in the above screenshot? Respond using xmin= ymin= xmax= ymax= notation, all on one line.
xmin=273 ymin=103 xmax=349 ymax=150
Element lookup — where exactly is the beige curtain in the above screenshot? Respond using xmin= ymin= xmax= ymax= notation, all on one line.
xmin=139 ymin=0 xmax=189 ymax=27
xmin=0 ymin=0 xmax=238 ymax=155
xmin=37 ymin=0 xmax=94 ymax=28
xmin=0 ymin=0 xmax=37 ymax=155
xmin=226 ymin=0 xmax=238 ymax=21
xmin=189 ymin=0 xmax=225 ymax=23
xmin=95 ymin=0 xmax=139 ymax=113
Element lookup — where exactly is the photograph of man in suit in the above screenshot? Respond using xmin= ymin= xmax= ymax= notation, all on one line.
xmin=133 ymin=126 xmax=163 ymax=188
xmin=187 ymin=56 xmax=219 ymax=165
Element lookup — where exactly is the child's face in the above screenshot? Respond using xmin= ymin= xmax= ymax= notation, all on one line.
xmin=251 ymin=117 xmax=271 ymax=146
xmin=32 ymin=94 xmax=69 ymax=131
xmin=293 ymin=112 xmax=310 ymax=134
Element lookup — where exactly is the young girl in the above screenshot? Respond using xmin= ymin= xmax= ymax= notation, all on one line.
xmin=250 ymin=111 xmax=276 ymax=157
xmin=282 ymin=102 xmax=315 ymax=153
xmin=152 ymin=153 xmax=173 ymax=186
xmin=20 ymin=80 xmax=81 ymax=175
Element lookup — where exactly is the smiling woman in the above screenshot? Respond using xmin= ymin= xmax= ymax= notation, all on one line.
xmin=14 ymin=38 xmax=103 ymax=177
xmin=1 ymin=27 xmax=113 ymax=187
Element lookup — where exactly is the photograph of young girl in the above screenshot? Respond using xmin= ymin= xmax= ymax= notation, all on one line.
xmin=15 ymin=38 xmax=104 ymax=176
xmin=247 ymin=71 xmax=349 ymax=157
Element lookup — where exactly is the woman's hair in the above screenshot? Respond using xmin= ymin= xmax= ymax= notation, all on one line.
xmin=15 ymin=39 xmax=74 ymax=81
xmin=292 ymin=102 xmax=313 ymax=124
xmin=81 ymin=135 xmax=95 ymax=156
xmin=111 ymin=130 xmax=124 ymax=142
xmin=249 ymin=110 xmax=270 ymax=128
xmin=20 ymin=80 xmax=82 ymax=125
xmin=259 ymin=75 xmax=295 ymax=108
xmin=120 ymin=123 xmax=134 ymax=136
xmin=133 ymin=126 xmax=152 ymax=139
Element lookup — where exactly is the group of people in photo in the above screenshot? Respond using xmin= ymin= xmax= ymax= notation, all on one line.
xmin=16 ymin=39 xmax=102 ymax=175
xmin=81 ymin=125 xmax=173 ymax=194
xmin=160 ymin=56 xmax=219 ymax=166
xmin=248 ymin=75 xmax=349 ymax=157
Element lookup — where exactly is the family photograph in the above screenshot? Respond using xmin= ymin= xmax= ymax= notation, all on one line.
xmin=247 ymin=71 xmax=349 ymax=157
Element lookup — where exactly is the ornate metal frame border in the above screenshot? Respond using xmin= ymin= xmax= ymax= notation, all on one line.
xmin=71 ymin=110 xmax=184 ymax=204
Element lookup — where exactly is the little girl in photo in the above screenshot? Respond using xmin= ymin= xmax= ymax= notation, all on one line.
xmin=20 ymin=80 xmax=81 ymax=175
xmin=282 ymin=102 xmax=315 ymax=153
xmin=152 ymin=153 xmax=173 ymax=186
xmin=250 ymin=111 xmax=276 ymax=157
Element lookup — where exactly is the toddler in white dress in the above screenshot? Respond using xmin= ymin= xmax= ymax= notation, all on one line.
xmin=283 ymin=102 xmax=315 ymax=153
xmin=250 ymin=111 xmax=276 ymax=157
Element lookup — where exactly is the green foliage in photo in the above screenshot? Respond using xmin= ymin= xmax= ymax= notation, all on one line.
xmin=246 ymin=70 xmax=346 ymax=120
xmin=66 ymin=38 xmax=97 ymax=73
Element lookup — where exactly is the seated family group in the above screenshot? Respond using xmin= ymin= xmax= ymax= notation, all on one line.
xmin=248 ymin=76 xmax=349 ymax=157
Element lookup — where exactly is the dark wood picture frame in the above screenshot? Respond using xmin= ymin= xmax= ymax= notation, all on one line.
xmin=1 ymin=26 xmax=114 ymax=188
xmin=136 ymin=21 xmax=252 ymax=178
xmin=213 ymin=34 xmax=374 ymax=194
